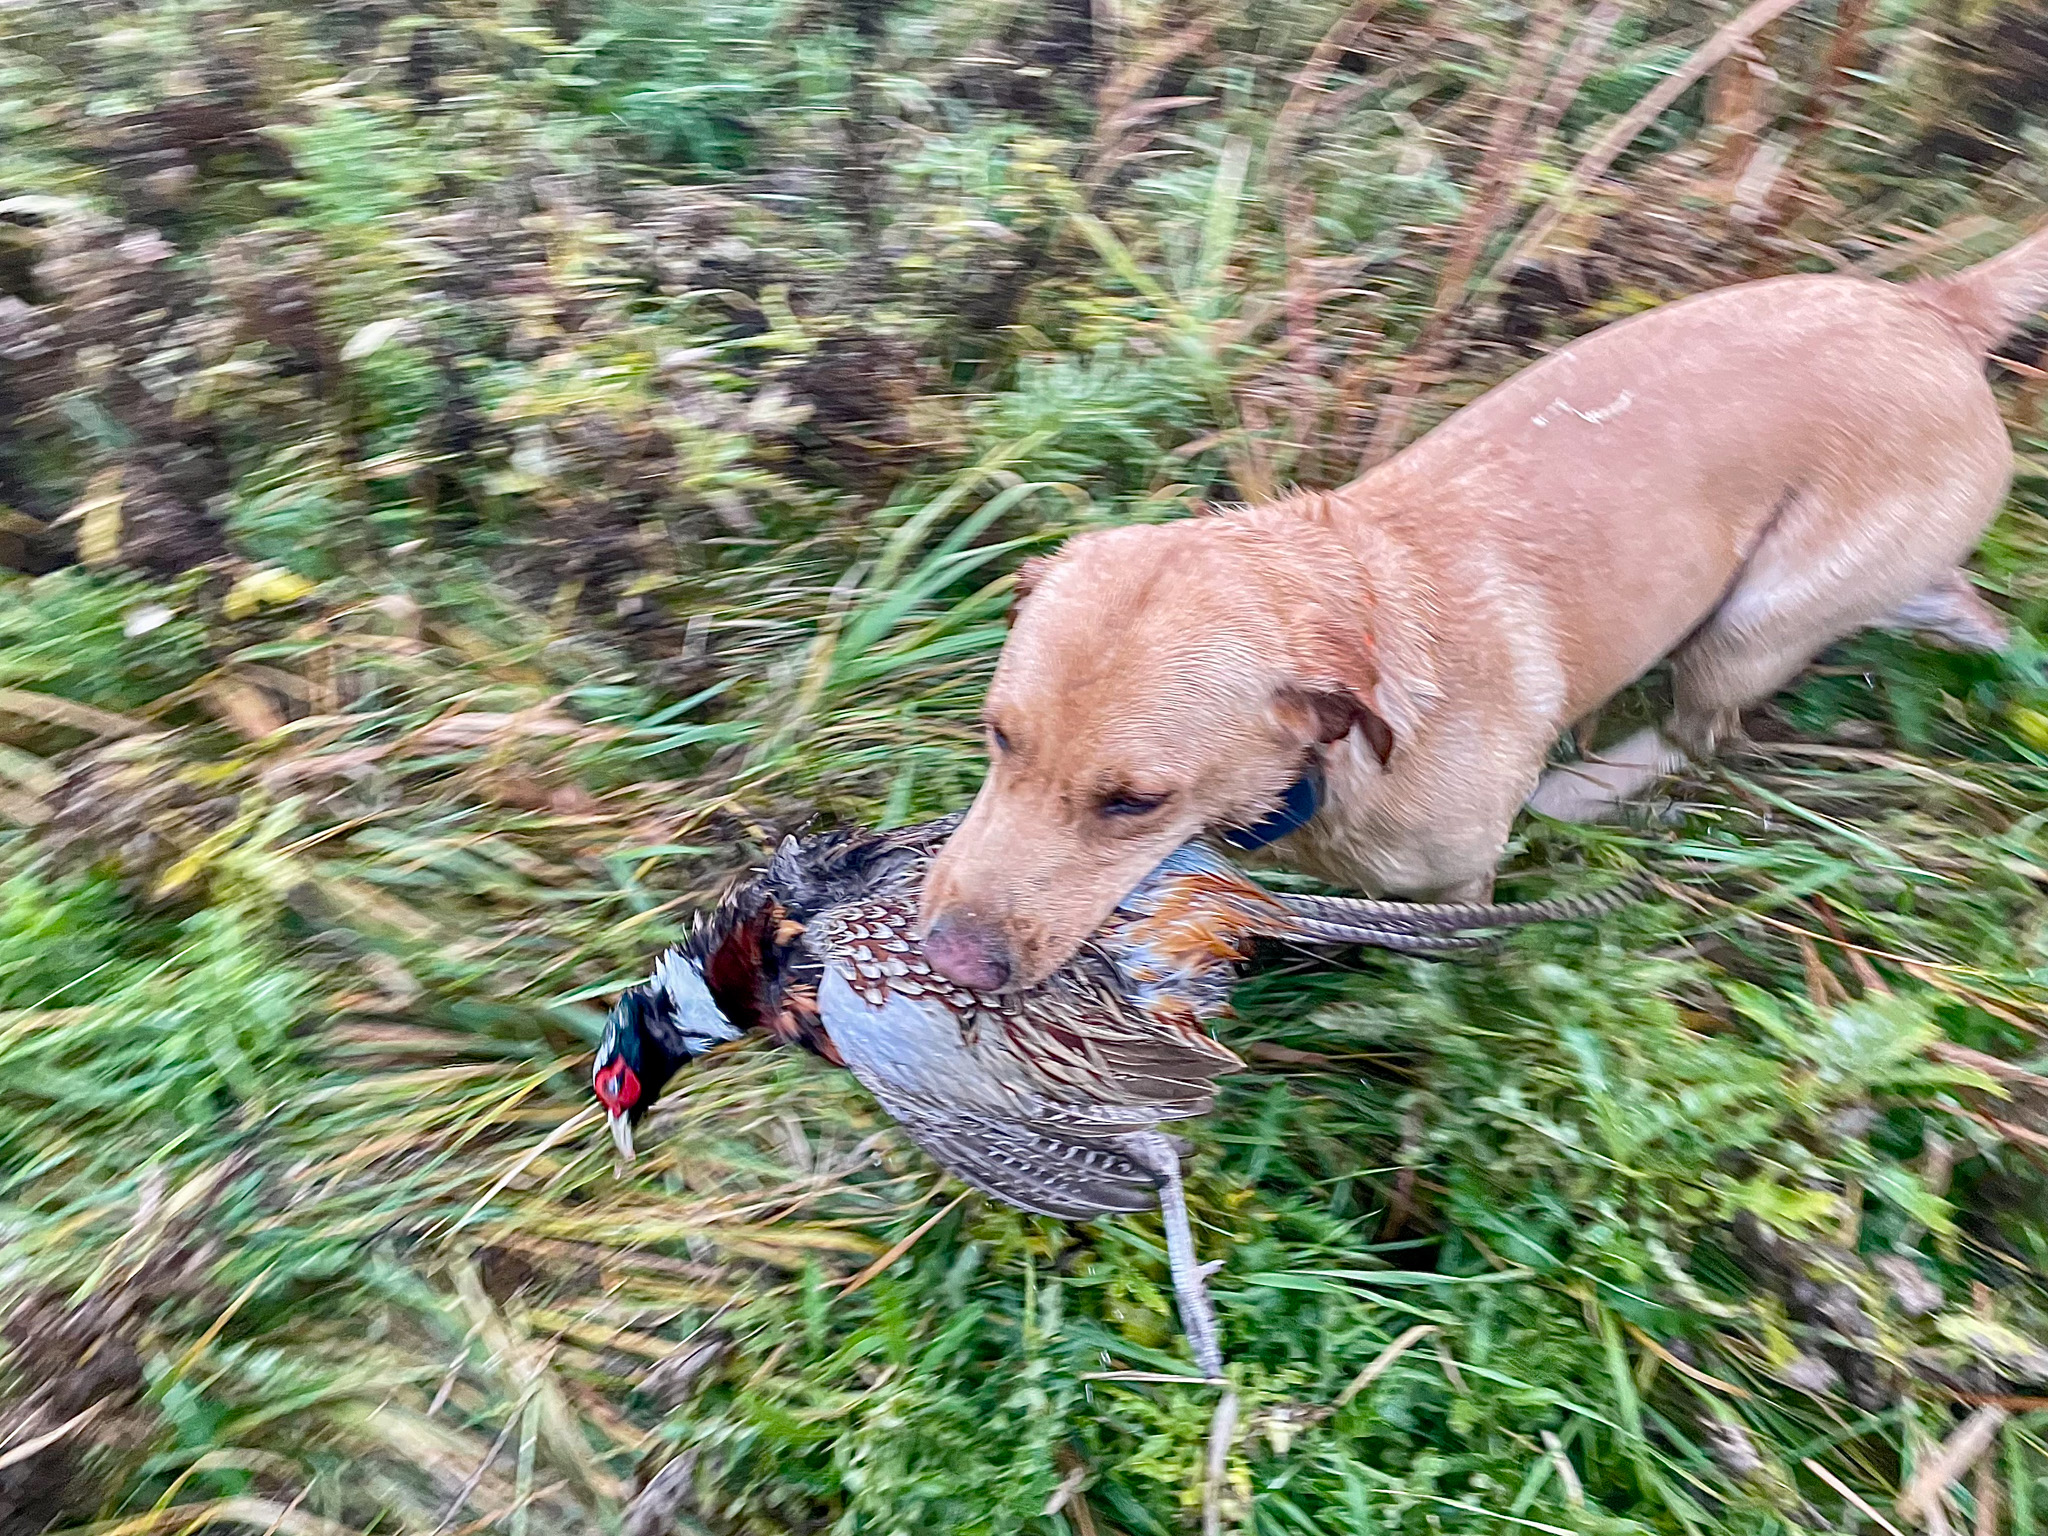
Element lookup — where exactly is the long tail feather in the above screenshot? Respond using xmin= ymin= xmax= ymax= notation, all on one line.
xmin=1273 ymin=873 xmax=1654 ymax=934
xmin=1268 ymin=916 xmax=1500 ymax=953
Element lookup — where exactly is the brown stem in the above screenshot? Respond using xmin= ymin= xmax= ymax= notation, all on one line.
xmin=1086 ymin=11 xmax=1222 ymax=188
xmin=1524 ymin=0 xmax=1626 ymax=157
xmin=1359 ymin=0 xmax=1573 ymax=468
xmin=1485 ymin=0 xmax=1814 ymax=291
xmin=1755 ymin=0 xmax=1872 ymax=232
xmin=1265 ymin=0 xmax=1387 ymax=180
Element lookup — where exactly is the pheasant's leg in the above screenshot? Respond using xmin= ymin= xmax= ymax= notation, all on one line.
xmin=1119 ymin=1132 xmax=1224 ymax=1380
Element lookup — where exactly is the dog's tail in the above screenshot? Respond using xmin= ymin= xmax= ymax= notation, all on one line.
xmin=1915 ymin=219 xmax=2048 ymax=353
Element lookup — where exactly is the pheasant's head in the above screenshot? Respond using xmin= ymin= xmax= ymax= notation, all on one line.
xmin=594 ymin=949 xmax=744 ymax=1160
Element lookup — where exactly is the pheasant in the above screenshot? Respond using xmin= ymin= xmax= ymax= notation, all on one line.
xmin=593 ymin=815 xmax=1635 ymax=1377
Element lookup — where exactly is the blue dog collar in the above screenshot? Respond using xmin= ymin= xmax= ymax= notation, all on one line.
xmin=1220 ymin=762 xmax=1323 ymax=852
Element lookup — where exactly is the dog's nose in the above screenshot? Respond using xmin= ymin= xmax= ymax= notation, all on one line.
xmin=923 ymin=913 xmax=1013 ymax=991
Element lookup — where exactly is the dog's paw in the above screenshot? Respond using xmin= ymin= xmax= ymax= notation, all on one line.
xmin=1881 ymin=570 xmax=2011 ymax=654
xmin=1525 ymin=728 xmax=1686 ymax=822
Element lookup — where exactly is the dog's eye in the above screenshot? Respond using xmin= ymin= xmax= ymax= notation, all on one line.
xmin=986 ymin=723 xmax=1012 ymax=755
xmin=1099 ymin=788 xmax=1169 ymax=818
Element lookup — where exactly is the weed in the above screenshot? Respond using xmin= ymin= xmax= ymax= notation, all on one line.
xmin=5 ymin=1 xmax=2048 ymax=1532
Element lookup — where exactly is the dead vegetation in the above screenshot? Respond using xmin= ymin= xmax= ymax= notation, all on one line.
xmin=6 ymin=0 xmax=2048 ymax=1531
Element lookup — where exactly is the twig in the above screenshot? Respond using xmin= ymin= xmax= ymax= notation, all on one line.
xmin=253 ymin=1484 xmax=313 ymax=1536
xmin=1243 ymin=1040 xmax=1342 ymax=1068
xmin=737 ymin=1337 xmax=794 ymax=1395
xmin=1087 ymin=12 xmax=1222 ymax=186
xmin=1281 ymin=178 xmax=1336 ymax=466
xmin=1901 ymin=964 xmax=2046 ymax=1039
xmin=1658 ymin=878 xmax=1994 ymax=976
xmin=1487 ymin=0 xmax=1814 ymax=289
xmin=1804 ymin=1456 xmax=1908 ymax=1536
xmin=0 ymin=686 xmax=144 ymax=738
xmin=428 ymin=1320 xmax=488 ymax=1418
xmin=1948 ymin=1391 xmax=2048 ymax=1412
xmin=1624 ymin=1323 xmax=1752 ymax=1398
xmin=427 ymin=1397 xmax=528 ymax=1536
xmin=438 ymin=1104 xmax=600 ymax=1241
xmin=1432 ymin=1334 xmax=1470 ymax=1394
xmin=1265 ymin=0 xmax=1385 ymax=178
xmin=1925 ymin=1039 xmax=2048 ymax=1088
xmin=1541 ymin=1430 xmax=1585 ymax=1508
xmin=1811 ymin=894 xmax=1890 ymax=995
xmin=1736 ymin=738 xmax=2009 ymax=800
xmin=1974 ymin=1451 xmax=1999 ymax=1536
xmin=1043 ymin=1451 xmax=1101 ymax=1536
xmin=1333 ymin=1323 xmax=1437 ymax=1407
xmin=1856 ymin=216 xmax=2006 ymax=279
xmin=1967 ymin=1111 xmax=2048 ymax=1153
xmin=1523 ymin=0 xmax=1626 ymax=157
xmin=1361 ymin=0 xmax=1572 ymax=466
xmin=1901 ymin=1407 xmax=2005 ymax=1530
xmin=1798 ymin=931 xmax=1849 ymax=1009
xmin=0 ymin=1401 xmax=107 ymax=1474
xmin=1080 ymin=1370 xmax=1222 ymax=1385
xmin=1768 ymin=0 xmax=1874 ymax=224
xmin=443 ymin=1480 xmax=569 ymax=1536
xmin=1702 ymin=28 xmax=1775 ymax=195
xmin=835 ymin=1190 xmax=969 ymax=1301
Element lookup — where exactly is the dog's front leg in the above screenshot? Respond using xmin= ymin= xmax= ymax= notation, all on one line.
xmin=1524 ymin=727 xmax=1689 ymax=823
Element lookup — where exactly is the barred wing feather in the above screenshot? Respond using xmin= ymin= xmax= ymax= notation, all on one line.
xmin=814 ymin=900 xmax=1240 ymax=1111
xmin=880 ymin=1103 xmax=1166 ymax=1220
xmin=818 ymin=968 xmax=1194 ymax=1219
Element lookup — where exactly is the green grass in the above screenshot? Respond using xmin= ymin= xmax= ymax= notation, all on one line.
xmin=7 ymin=0 xmax=2048 ymax=1532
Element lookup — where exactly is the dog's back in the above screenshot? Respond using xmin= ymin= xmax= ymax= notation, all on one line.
xmin=1364 ymin=266 xmax=2013 ymax=729
xmin=918 ymin=225 xmax=2048 ymax=982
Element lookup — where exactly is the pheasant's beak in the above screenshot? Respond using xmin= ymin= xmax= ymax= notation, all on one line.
xmin=607 ymin=1110 xmax=637 ymax=1162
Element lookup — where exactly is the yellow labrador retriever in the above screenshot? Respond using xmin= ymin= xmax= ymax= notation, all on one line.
xmin=916 ymin=226 xmax=2047 ymax=992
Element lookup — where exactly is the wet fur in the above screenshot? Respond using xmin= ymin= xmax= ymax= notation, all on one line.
xmin=918 ymin=226 xmax=2046 ymax=989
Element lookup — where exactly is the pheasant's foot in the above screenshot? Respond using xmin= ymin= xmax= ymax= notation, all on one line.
xmin=1202 ymin=1387 xmax=1240 ymax=1536
xmin=1118 ymin=1131 xmax=1225 ymax=1381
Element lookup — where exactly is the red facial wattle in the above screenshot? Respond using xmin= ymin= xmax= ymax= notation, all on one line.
xmin=594 ymin=1058 xmax=641 ymax=1115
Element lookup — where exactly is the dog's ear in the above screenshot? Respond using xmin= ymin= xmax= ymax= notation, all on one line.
xmin=1275 ymin=623 xmax=1413 ymax=768
xmin=1006 ymin=556 xmax=1055 ymax=628
xmin=1276 ymin=684 xmax=1397 ymax=766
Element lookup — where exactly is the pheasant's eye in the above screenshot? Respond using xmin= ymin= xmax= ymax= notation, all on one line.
xmin=1098 ymin=788 xmax=1169 ymax=818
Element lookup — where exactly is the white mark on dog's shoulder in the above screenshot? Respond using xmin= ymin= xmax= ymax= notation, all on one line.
xmin=1531 ymin=390 xmax=1633 ymax=428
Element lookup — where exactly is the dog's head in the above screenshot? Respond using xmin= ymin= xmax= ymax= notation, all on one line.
xmin=917 ymin=515 xmax=1414 ymax=990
